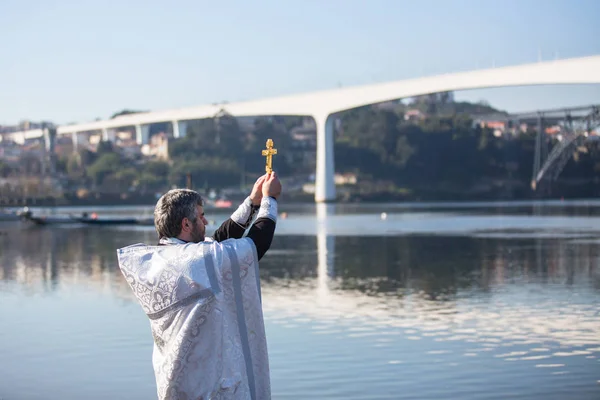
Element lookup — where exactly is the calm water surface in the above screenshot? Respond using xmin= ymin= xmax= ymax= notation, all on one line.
xmin=0 ymin=201 xmax=599 ymax=399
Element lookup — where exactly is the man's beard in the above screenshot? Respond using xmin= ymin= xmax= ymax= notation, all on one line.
xmin=190 ymin=224 xmax=205 ymax=243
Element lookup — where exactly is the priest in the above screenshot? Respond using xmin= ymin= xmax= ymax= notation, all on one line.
xmin=116 ymin=172 xmax=281 ymax=400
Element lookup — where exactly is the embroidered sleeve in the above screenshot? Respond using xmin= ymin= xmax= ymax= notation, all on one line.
xmin=256 ymin=196 xmax=277 ymax=223
xmin=230 ymin=196 xmax=259 ymax=229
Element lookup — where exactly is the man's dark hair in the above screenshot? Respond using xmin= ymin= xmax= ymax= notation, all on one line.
xmin=154 ymin=189 xmax=204 ymax=239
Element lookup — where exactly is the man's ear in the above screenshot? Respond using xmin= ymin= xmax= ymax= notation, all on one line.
xmin=181 ymin=218 xmax=191 ymax=233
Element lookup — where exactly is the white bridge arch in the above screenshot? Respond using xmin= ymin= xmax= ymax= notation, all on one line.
xmin=28 ymin=55 xmax=600 ymax=201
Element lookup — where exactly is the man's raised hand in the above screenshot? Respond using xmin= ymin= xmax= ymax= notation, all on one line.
xmin=262 ymin=172 xmax=282 ymax=200
xmin=250 ymin=174 xmax=268 ymax=206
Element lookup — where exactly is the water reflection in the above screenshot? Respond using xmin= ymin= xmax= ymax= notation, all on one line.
xmin=1 ymin=221 xmax=598 ymax=313
xmin=0 ymin=227 xmax=154 ymax=299
xmin=1 ymin=215 xmax=599 ymax=313
xmin=262 ymin=235 xmax=600 ymax=347
xmin=316 ymin=203 xmax=335 ymax=303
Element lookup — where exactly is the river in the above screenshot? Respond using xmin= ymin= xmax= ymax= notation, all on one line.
xmin=0 ymin=201 xmax=599 ymax=399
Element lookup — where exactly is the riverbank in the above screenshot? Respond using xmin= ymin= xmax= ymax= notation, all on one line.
xmin=2 ymin=186 xmax=598 ymax=209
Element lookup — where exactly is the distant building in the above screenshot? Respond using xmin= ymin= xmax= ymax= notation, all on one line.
xmin=0 ymin=120 xmax=55 ymax=134
xmin=334 ymin=173 xmax=357 ymax=185
xmin=116 ymin=129 xmax=135 ymax=142
xmin=0 ymin=141 xmax=23 ymax=166
xmin=411 ymin=91 xmax=455 ymax=105
xmin=141 ymin=132 xmax=169 ymax=160
xmin=482 ymin=121 xmax=506 ymax=130
xmin=89 ymin=134 xmax=103 ymax=149
xmin=117 ymin=139 xmax=142 ymax=159
xmin=545 ymin=125 xmax=562 ymax=135
xmin=54 ymin=136 xmax=74 ymax=158
xmin=404 ymin=109 xmax=425 ymax=122
xmin=302 ymin=173 xmax=357 ymax=194
xmin=302 ymin=183 xmax=315 ymax=194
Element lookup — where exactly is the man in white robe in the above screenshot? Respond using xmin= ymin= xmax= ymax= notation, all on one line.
xmin=116 ymin=173 xmax=281 ymax=400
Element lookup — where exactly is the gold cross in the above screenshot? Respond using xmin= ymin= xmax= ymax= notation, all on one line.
xmin=261 ymin=139 xmax=277 ymax=174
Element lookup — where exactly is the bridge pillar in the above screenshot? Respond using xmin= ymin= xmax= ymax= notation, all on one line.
xmin=71 ymin=132 xmax=79 ymax=149
xmin=42 ymin=128 xmax=53 ymax=152
xmin=135 ymin=124 xmax=150 ymax=145
xmin=172 ymin=120 xmax=187 ymax=138
xmin=109 ymin=128 xmax=118 ymax=142
xmin=16 ymin=132 xmax=25 ymax=145
xmin=315 ymin=114 xmax=336 ymax=203
xmin=532 ymin=114 xmax=543 ymax=186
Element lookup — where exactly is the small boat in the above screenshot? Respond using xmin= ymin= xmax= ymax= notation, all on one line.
xmin=0 ymin=211 xmax=21 ymax=222
xmin=27 ymin=216 xmax=78 ymax=226
xmin=70 ymin=216 xmax=139 ymax=225
xmin=136 ymin=217 xmax=155 ymax=226
xmin=23 ymin=210 xmax=153 ymax=227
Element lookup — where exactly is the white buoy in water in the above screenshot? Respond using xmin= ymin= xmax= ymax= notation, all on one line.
xmin=380 ymin=212 xmax=387 ymax=220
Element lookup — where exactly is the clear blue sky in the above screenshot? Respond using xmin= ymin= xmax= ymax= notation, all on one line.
xmin=1 ymin=0 xmax=599 ymax=125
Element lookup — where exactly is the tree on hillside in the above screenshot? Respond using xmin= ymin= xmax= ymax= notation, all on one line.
xmin=144 ymin=160 xmax=170 ymax=178
xmin=110 ymin=109 xmax=147 ymax=119
xmin=139 ymin=161 xmax=171 ymax=192
xmin=112 ymin=168 xmax=138 ymax=192
xmin=97 ymin=140 xmax=115 ymax=154
xmin=169 ymin=157 xmax=240 ymax=190
xmin=87 ymin=153 xmax=122 ymax=187
xmin=0 ymin=161 xmax=12 ymax=177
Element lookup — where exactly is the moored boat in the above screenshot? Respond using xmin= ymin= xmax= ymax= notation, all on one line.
xmin=27 ymin=216 xmax=78 ymax=226
xmin=69 ymin=216 xmax=139 ymax=225
xmin=0 ymin=211 xmax=21 ymax=222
